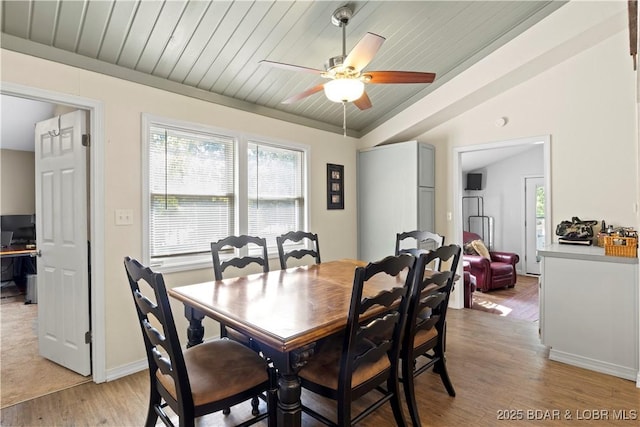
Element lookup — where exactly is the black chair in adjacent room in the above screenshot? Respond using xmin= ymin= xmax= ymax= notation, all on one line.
xmin=400 ymin=245 xmax=461 ymax=427
xmin=123 ymin=256 xmax=276 ymax=427
xmin=297 ymin=254 xmax=416 ymax=426
xmin=276 ymin=230 xmax=321 ymax=269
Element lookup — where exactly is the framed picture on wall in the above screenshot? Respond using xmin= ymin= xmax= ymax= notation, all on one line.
xmin=327 ymin=163 xmax=344 ymax=210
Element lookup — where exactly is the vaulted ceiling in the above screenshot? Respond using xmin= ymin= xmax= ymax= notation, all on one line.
xmin=1 ymin=1 xmax=566 ymax=137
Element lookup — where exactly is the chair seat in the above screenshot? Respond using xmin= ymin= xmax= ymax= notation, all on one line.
xmin=298 ymin=335 xmax=390 ymax=391
xmin=413 ymin=327 xmax=438 ymax=349
xmin=156 ymin=339 xmax=269 ymax=406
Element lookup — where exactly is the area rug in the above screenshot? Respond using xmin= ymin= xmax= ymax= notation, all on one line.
xmin=1 ymin=300 xmax=91 ymax=408
xmin=471 ymin=274 xmax=539 ymax=322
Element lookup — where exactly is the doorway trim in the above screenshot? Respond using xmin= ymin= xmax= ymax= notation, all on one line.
xmin=1 ymin=82 xmax=106 ymax=383
xmin=451 ymin=134 xmax=551 ymax=309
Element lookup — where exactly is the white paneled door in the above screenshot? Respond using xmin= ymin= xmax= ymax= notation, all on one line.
xmin=35 ymin=110 xmax=91 ymax=376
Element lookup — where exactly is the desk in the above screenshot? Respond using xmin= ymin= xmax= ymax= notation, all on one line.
xmin=169 ymin=259 xmax=408 ymax=427
xmin=1 ymin=245 xmax=37 ymax=288
xmin=0 ymin=245 xmax=37 ymax=258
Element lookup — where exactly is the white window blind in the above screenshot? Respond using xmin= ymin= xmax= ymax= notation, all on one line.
xmin=143 ymin=115 xmax=309 ymax=270
xmin=148 ymin=125 xmax=235 ymax=258
xmin=247 ymin=141 xmax=304 ymax=247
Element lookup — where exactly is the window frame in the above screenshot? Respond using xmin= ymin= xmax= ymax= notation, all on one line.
xmin=142 ymin=114 xmax=310 ymax=273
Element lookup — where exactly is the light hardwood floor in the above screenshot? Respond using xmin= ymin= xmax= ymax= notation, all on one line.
xmin=1 ymin=308 xmax=638 ymax=426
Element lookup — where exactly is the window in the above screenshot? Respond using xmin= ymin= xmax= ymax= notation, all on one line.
xmin=143 ymin=115 xmax=308 ymax=271
xmin=248 ymin=142 xmax=304 ymax=245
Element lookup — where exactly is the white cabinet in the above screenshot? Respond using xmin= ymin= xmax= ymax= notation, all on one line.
xmin=538 ymin=244 xmax=639 ymax=382
xmin=357 ymin=141 xmax=435 ymax=262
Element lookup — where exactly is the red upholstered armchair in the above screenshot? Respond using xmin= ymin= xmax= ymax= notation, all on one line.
xmin=462 ymin=231 xmax=519 ymax=292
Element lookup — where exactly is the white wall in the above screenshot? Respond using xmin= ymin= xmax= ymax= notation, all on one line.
xmin=0 ymin=149 xmax=35 ymax=214
xmin=427 ymin=21 xmax=636 ymax=245
xmin=0 ymin=49 xmax=359 ymax=374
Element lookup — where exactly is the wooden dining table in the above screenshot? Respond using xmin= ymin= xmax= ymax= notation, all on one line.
xmin=168 ymin=258 xmax=412 ymax=427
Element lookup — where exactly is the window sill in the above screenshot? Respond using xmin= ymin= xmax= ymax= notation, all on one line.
xmin=149 ymin=254 xmax=212 ymax=274
xmin=149 ymin=251 xmax=281 ymax=274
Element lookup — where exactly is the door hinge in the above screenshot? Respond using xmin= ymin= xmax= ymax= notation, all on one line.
xmin=85 ymin=330 xmax=92 ymax=344
xmin=82 ymin=134 xmax=91 ymax=147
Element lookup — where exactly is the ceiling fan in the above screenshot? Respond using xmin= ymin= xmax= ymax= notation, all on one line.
xmin=260 ymin=5 xmax=436 ymax=117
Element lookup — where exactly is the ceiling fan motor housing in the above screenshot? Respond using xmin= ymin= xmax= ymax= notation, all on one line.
xmin=326 ymin=56 xmax=346 ymax=72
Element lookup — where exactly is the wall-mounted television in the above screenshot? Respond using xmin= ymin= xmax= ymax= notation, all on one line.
xmin=466 ymin=173 xmax=482 ymax=190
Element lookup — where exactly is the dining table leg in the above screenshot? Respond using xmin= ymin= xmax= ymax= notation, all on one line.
xmin=264 ymin=342 xmax=315 ymax=427
xmin=276 ymin=373 xmax=302 ymax=427
xmin=183 ymin=306 xmax=205 ymax=348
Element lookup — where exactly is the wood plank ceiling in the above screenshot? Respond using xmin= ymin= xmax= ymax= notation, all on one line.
xmin=1 ymin=1 xmax=566 ymax=137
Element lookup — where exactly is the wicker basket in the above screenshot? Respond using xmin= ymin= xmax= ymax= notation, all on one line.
xmin=603 ymin=236 xmax=638 ymax=258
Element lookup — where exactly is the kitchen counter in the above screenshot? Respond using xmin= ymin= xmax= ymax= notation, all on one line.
xmin=538 ymin=243 xmax=639 ymax=385
xmin=538 ymin=243 xmax=638 ymax=264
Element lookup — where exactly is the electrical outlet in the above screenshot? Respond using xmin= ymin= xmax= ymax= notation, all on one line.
xmin=115 ymin=209 xmax=133 ymax=225
xmin=447 ymin=211 xmax=453 ymax=221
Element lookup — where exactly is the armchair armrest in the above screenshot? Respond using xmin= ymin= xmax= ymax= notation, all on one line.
xmin=463 ymin=254 xmax=493 ymax=292
xmin=462 ymin=254 xmax=490 ymax=273
xmin=490 ymin=251 xmax=520 ymax=265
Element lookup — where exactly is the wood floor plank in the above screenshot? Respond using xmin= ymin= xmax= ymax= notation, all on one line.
xmin=1 ymin=308 xmax=637 ymax=426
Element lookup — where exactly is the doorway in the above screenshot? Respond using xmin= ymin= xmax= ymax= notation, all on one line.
xmin=0 ymin=84 xmax=106 ymax=384
xmin=451 ymin=135 xmax=551 ymax=312
xmin=1 ymin=99 xmax=92 ymax=405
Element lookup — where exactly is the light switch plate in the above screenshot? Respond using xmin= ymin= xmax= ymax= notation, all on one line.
xmin=115 ymin=209 xmax=133 ymax=225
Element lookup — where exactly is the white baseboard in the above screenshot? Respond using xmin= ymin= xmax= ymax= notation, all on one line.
xmin=105 ymin=358 xmax=149 ymax=382
xmin=549 ymin=349 xmax=638 ymax=382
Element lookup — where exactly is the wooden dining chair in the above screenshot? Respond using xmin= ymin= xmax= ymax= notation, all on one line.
xmin=210 ymin=234 xmax=269 ymax=349
xmin=210 ymin=234 xmax=271 ymax=415
xmin=298 ymin=254 xmax=416 ymax=427
xmin=123 ymin=256 xmax=276 ymax=427
xmin=395 ymin=230 xmax=445 ymax=270
xmin=211 ymin=234 xmax=270 ymax=281
xmin=400 ymin=245 xmax=461 ymax=427
xmin=276 ymin=230 xmax=321 ymax=269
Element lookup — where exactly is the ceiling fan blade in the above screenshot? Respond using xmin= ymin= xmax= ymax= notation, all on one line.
xmin=282 ymin=84 xmax=326 ymax=104
xmin=260 ymin=60 xmax=323 ymax=74
xmin=343 ymin=32 xmax=385 ymax=72
xmin=365 ymin=71 xmax=436 ymax=84
xmin=354 ymin=92 xmax=372 ymax=110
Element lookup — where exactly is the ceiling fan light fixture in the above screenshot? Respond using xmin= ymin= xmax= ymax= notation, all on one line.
xmin=324 ymin=78 xmax=365 ymax=103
